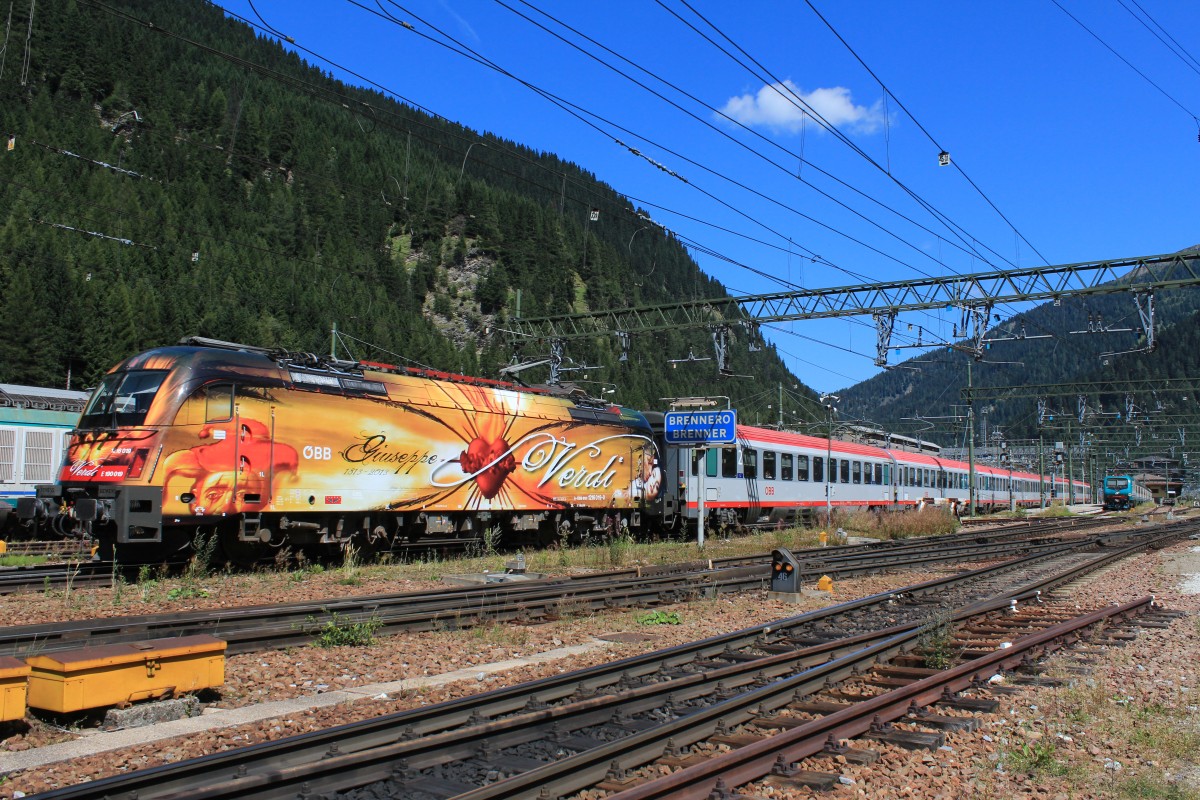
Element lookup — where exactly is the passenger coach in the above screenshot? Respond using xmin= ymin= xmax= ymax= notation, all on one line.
xmin=672 ymin=424 xmax=1088 ymax=528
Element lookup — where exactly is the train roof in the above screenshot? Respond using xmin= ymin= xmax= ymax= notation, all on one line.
xmin=736 ymin=424 xmax=1087 ymax=485
xmin=738 ymin=425 xmax=891 ymax=459
xmin=0 ymin=384 xmax=89 ymax=412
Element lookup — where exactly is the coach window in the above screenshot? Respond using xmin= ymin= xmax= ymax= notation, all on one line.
xmin=743 ymin=448 xmax=758 ymax=479
xmin=763 ymin=451 xmax=776 ymax=480
xmin=206 ymin=383 xmax=234 ymax=423
xmin=812 ymin=456 xmax=824 ymax=483
xmin=781 ymin=453 xmax=793 ymax=481
xmin=798 ymin=454 xmax=809 ymax=481
xmin=874 ymin=464 xmax=883 ymax=485
xmin=852 ymin=461 xmax=862 ymax=484
xmin=840 ymin=459 xmax=850 ymax=484
xmin=721 ymin=447 xmax=737 ymax=478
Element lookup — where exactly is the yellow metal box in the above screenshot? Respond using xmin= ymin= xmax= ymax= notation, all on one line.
xmin=26 ymin=635 xmax=225 ymax=713
xmin=0 ymin=656 xmax=30 ymax=721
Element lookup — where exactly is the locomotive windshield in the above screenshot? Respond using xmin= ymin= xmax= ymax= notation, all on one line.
xmin=79 ymin=370 xmax=169 ymax=429
xmin=1107 ymin=477 xmax=1130 ymax=489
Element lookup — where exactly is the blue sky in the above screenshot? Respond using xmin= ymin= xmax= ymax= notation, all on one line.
xmin=219 ymin=0 xmax=1199 ymax=394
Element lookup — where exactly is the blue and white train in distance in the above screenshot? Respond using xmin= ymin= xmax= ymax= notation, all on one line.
xmin=0 ymin=384 xmax=88 ymax=539
xmin=1102 ymin=474 xmax=1153 ymax=511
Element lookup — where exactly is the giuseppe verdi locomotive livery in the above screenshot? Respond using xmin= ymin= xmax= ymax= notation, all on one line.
xmin=41 ymin=339 xmax=661 ymax=561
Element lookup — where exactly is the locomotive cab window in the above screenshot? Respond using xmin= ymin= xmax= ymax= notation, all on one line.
xmin=205 ymin=384 xmax=234 ymax=423
xmin=707 ymin=448 xmax=718 ymax=478
xmin=80 ymin=370 xmax=169 ymax=429
xmin=763 ymin=451 xmax=776 ymax=480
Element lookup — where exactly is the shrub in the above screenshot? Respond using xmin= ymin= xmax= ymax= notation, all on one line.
xmin=308 ymin=612 xmax=383 ymax=648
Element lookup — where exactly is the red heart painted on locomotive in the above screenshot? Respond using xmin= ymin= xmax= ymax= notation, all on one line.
xmin=460 ymin=437 xmax=516 ymax=499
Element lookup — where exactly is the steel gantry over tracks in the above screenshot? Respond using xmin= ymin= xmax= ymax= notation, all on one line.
xmin=963 ymin=377 xmax=1200 ymax=404
xmin=505 ymin=250 xmax=1200 ymax=369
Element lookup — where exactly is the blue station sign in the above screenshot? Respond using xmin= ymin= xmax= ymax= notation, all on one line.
xmin=664 ymin=409 xmax=737 ymax=445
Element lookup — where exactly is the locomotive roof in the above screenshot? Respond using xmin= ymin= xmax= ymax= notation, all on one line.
xmin=113 ymin=341 xmax=628 ymax=414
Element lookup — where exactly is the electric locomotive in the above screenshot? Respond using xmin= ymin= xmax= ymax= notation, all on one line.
xmin=1103 ymin=474 xmax=1152 ymax=510
xmin=20 ymin=338 xmax=668 ymax=563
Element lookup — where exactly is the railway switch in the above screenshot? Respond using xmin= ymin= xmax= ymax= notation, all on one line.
xmin=770 ymin=549 xmax=802 ymax=593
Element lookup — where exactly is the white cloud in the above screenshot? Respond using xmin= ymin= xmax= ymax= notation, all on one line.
xmin=720 ymin=80 xmax=884 ymax=135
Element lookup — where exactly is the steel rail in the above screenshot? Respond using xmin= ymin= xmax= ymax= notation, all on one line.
xmin=0 ymin=515 xmax=1102 ymax=597
xmin=604 ymin=596 xmax=1156 ymax=800
xmin=0 ymin=562 xmax=112 ymax=595
xmin=28 ymin=524 xmax=1189 ymax=800
xmin=133 ymin=595 xmax=1047 ymax=800
xmin=0 ymin=523 xmax=1122 ymax=657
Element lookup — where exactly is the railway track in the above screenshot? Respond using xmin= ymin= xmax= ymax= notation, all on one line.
xmin=0 ymin=515 xmax=1111 ymax=598
xmin=0 ymin=518 xmax=1129 ymax=658
xmin=0 ymin=561 xmax=112 ymax=595
xmin=0 ymin=539 xmax=94 ymax=558
xmin=25 ymin=521 xmax=1190 ymax=800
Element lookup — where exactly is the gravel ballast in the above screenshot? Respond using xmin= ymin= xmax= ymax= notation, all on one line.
xmin=2 ymin=540 xmax=1198 ymax=799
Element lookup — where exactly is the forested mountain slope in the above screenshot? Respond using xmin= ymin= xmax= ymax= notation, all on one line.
xmin=0 ymin=0 xmax=804 ymax=411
